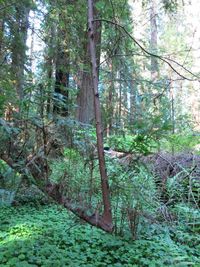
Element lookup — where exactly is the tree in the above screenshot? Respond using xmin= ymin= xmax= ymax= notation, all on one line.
xmin=10 ymin=1 xmax=32 ymax=100
xmin=77 ymin=0 xmax=102 ymax=124
xmin=150 ymin=0 xmax=159 ymax=80
xmin=53 ymin=13 xmax=70 ymax=116
xmin=87 ymin=0 xmax=113 ymax=232
xmin=0 ymin=0 xmax=199 ymax=237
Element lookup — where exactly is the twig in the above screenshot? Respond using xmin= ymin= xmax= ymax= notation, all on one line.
xmin=93 ymin=19 xmax=200 ymax=81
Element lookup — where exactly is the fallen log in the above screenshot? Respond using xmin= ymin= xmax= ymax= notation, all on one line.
xmin=0 ymin=119 xmax=113 ymax=232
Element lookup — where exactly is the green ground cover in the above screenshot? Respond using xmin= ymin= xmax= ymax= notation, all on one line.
xmin=0 ymin=204 xmax=199 ymax=267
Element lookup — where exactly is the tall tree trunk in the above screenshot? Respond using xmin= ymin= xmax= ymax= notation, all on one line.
xmin=106 ymin=60 xmax=114 ymax=136
xmin=30 ymin=12 xmax=35 ymax=83
xmin=88 ymin=0 xmax=113 ymax=231
xmin=77 ymin=0 xmax=101 ymax=124
xmin=53 ymin=15 xmax=70 ymax=117
xmin=129 ymin=73 xmax=137 ymax=127
xmin=45 ymin=22 xmax=56 ymax=116
xmin=118 ymin=71 xmax=122 ymax=128
xmin=150 ymin=0 xmax=158 ymax=80
xmin=46 ymin=60 xmax=53 ymax=115
xmin=11 ymin=5 xmax=30 ymax=100
xmin=53 ymin=51 xmax=70 ymax=116
xmin=0 ymin=16 xmax=4 ymax=60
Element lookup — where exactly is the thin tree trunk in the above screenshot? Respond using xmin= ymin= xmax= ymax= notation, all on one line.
xmin=46 ymin=23 xmax=56 ymax=116
xmin=30 ymin=13 xmax=35 ymax=83
xmin=106 ymin=60 xmax=114 ymax=136
xmin=0 ymin=16 xmax=4 ymax=60
xmin=119 ymin=72 xmax=122 ymax=127
xmin=88 ymin=0 xmax=113 ymax=231
xmin=46 ymin=62 xmax=53 ymax=115
xmin=150 ymin=0 xmax=158 ymax=80
xmin=129 ymin=74 xmax=137 ymax=127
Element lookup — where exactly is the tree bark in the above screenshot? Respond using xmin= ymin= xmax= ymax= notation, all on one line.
xmin=45 ymin=19 xmax=56 ymax=116
xmin=11 ymin=5 xmax=30 ymax=100
xmin=129 ymin=78 xmax=137 ymax=127
xmin=0 ymin=16 xmax=4 ymax=60
xmin=77 ymin=0 xmax=101 ymax=124
xmin=53 ymin=52 xmax=70 ymax=116
xmin=53 ymin=14 xmax=70 ymax=117
xmin=87 ymin=0 xmax=113 ymax=231
xmin=150 ymin=0 xmax=159 ymax=80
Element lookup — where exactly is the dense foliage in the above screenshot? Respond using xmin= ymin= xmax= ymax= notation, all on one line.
xmin=0 ymin=204 xmax=199 ymax=267
xmin=0 ymin=0 xmax=200 ymax=266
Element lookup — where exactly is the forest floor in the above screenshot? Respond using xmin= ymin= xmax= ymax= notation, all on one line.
xmin=0 ymin=150 xmax=200 ymax=267
xmin=0 ymin=203 xmax=199 ymax=267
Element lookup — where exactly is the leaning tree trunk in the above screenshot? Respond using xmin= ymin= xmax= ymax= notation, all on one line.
xmin=87 ymin=0 xmax=113 ymax=232
xmin=0 ymin=116 xmax=113 ymax=232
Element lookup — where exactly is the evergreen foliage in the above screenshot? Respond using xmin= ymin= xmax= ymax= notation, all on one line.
xmin=0 ymin=0 xmax=200 ymax=265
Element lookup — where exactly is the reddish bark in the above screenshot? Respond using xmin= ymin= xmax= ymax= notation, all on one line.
xmin=88 ymin=0 xmax=113 ymax=230
xmin=77 ymin=0 xmax=101 ymax=123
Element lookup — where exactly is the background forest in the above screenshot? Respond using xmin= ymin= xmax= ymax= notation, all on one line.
xmin=0 ymin=0 xmax=200 ymax=266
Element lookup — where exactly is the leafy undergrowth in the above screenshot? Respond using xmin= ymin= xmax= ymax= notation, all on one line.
xmin=0 ymin=205 xmax=199 ymax=267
